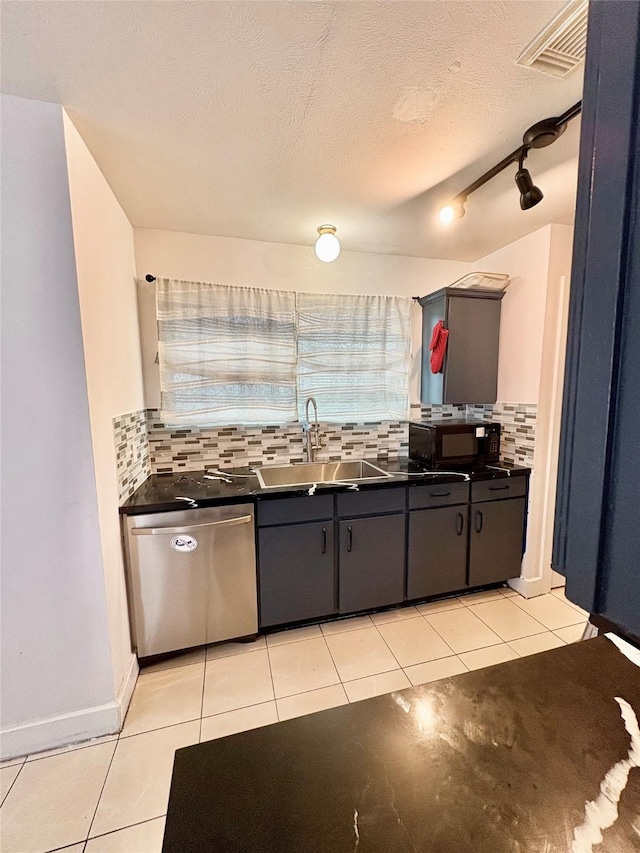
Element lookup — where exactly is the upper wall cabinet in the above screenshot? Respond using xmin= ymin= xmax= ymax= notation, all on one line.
xmin=419 ymin=288 xmax=504 ymax=405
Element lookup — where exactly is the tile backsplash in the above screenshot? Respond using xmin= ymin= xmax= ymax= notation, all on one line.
xmin=491 ymin=402 xmax=537 ymax=467
xmin=113 ymin=409 xmax=151 ymax=502
xmin=147 ymin=408 xmax=411 ymax=474
xmin=114 ymin=402 xmax=538 ymax=502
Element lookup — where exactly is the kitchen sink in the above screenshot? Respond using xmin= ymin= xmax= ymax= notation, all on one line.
xmin=255 ymin=460 xmax=392 ymax=489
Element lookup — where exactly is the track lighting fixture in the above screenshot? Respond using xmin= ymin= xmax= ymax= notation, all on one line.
xmin=515 ymin=153 xmax=544 ymax=210
xmin=438 ymin=101 xmax=581 ymax=224
xmin=438 ymin=200 xmax=466 ymax=224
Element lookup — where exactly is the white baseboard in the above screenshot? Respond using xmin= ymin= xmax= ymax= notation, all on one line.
xmin=0 ymin=701 xmax=121 ymax=761
xmin=0 ymin=654 xmax=139 ymax=762
xmin=115 ymin=653 xmax=139 ymax=727
xmin=507 ymin=575 xmax=552 ymax=599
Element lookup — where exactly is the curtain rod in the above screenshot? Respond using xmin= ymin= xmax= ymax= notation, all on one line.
xmin=148 ymin=273 xmax=420 ymax=300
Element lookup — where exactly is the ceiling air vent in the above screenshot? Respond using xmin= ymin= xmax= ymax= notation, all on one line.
xmin=517 ymin=0 xmax=588 ymax=78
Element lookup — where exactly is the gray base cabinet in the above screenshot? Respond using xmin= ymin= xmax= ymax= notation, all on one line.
xmin=469 ymin=498 xmax=526 ymax=587
xmin=258 ymin=522 xmax=335 ymax=627
xmin=256 ymin=477 xmax=528 ymax=629
xmin=338 ymin=514 xmax=405 ymax=613
xmin=408 ymin=506 xmax=468 ymax=599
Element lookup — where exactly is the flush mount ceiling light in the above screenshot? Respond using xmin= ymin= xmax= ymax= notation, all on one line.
xmin=437 ymin=101 xmax=581 ymax=225
xmin=314 ymin=225 xmax=340 ymax=262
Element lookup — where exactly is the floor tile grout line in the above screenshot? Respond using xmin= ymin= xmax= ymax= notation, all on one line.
xmin=473 ymin=594 xmax=584 ymax=635
xmin=84 ymin=736 xmax=119 ymax=843
xmin=84 ymin=813 xmax=167 ymax=845
xmin=464 ymin=596 xmax=552 ymax=640
xmin=264 ymin=641 xmax=280 ymax=721
xmin=198 ymin=658 xmax=207 ymax=743
xmin=370 ymin=612 xmax=424 ymax=628
xmin=320 ymin=617 xmax=375 ymax=640
xmin=200 ymin=698 xmax=276 ymax=726
xmin=0 ymin=758 xmax=25 ymax=808
xmin=420 ymin=609 xmax=501 ymax=654
xmin=506 ymin=591 xmax=586 ymax=629
xmin=401 ymin=654 xmax=469 ymax=688
xmin=118 ymin=716 xmax=202 ymax=742
xmin=276 ymin=665 xmax=400 ymax=700
xmin=320 ymin=631 xmax=363 ymax=697
xmin=379 ymin=617 xmax=460 ymax=670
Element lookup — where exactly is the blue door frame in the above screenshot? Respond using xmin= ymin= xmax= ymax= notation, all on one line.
xmin=553 ymin=1 xmax=640 ymax=637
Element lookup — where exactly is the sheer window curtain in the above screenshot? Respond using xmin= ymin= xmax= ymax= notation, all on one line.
xmin=156 ymin=278 xmax=297 ymax=426
xmin=297 ymin=292 xmax=412 ymax=423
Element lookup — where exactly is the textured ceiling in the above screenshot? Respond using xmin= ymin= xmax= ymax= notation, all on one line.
xmin=1 ymin=1 xmax=583 ymax=261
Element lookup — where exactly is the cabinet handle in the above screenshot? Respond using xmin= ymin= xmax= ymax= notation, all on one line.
xmin=430 ymin=490 xmax=451 ymax=498
xmin=475 ymin=510 xmax=484 ymax=533
xmin=489 ymin=484 xmax=509 ymax=491
xmin=321 ymin=527 xmax=327 ymax=554
xmin=456 ymin=512 xmax=464 ymax=536
xmin=347 ymin=526 xmax=353 ymax=553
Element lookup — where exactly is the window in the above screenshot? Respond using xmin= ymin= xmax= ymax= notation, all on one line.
xmin=156 ymin=278 xmax=297 ymax=425
xmin=156 ymin=279 xmax=411 ymax=425
xmin=297 ymin=292 xmax=411 ymax=422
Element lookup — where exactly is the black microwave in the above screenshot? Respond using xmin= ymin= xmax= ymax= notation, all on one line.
xmin=409 ymin=419 xmax=501 ymax=468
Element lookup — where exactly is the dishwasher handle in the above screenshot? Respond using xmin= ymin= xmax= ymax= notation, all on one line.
xmin=131 ymin=515 xmax=253 ymax=536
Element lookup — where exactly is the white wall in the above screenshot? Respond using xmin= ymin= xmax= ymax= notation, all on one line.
xmin=63 ymin=112 xmax=143 ymax=701
xmin=0 ymin=95 xmax=118 ymax=758
xmin=474 ymin=224 xmax=574 ymax=595
xmin=473 ymin=226 xmax=552 ymax=404
xmin=537 ymin=224 xmax=574 ymax=589
xmin=133 ymin=228 xmax=470 ymax=410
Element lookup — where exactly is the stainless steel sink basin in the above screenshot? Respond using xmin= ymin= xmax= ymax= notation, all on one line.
xmin=255 ymin=460 xmax=392 ymax=489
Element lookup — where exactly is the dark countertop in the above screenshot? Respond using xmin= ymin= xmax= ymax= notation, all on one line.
xmin=119 ymin=458 xmax=531 ymax=515
xmin=162 ymin=636 xmax=640 ymax=853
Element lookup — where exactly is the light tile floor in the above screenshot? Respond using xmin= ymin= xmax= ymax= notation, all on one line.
xmin=0 ymin=586 xmax=587 ymax=853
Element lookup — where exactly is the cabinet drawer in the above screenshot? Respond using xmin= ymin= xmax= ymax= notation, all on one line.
xmin=471 ymin=477 xmax=527 ymax=503
xmin=336 ymin=487 xmax=406 ymax=518
xmin=408 ymin=481 xmax=469 ymax=509
xmin=257 ymin=494 xmax=334 ymax=526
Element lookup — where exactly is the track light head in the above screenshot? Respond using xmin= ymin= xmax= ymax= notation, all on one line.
xmin=515 ymin=167 xmax=544 ymax=210
xmin=438 ymin=199 xmax=466 ymax=225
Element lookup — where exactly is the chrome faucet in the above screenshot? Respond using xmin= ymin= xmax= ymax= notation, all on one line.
xmin=302 ymin=396 xmax=320 ymax=462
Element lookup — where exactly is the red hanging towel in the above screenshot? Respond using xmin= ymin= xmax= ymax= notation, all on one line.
xmin=429 ymin=320 xmax=449 ymax=374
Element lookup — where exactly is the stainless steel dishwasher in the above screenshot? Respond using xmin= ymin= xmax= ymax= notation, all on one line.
xmin=123 ymin=504 xmax=257 ymax=658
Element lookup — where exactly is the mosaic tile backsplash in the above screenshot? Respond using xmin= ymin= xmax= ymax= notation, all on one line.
xmin=114 ymin=402 xmax=537 ymax=502
xmin=147 ymin=408 xmax=413 ymax=474
xmin=491 ymin=402 xmax=537 ymax=468
xmin=113 ymin=409 xmax=151 ymax=502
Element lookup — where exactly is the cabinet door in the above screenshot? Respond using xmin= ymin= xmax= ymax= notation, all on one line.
xmin=469 ymin=498 xmax=526 ymax=586
xmin=444 ymin=294 xmax=502 ymax=404
xmin=407 ymin=506 xmax=468 ymax=599
xmin=258 ymin=522 xmax=335 ymax=627
xmin=338 ymin=515 xmax=405 ymax=614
